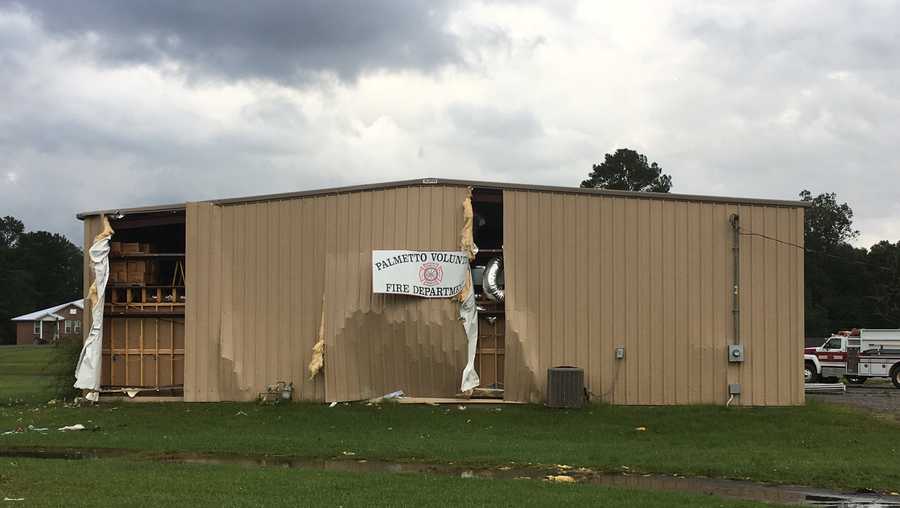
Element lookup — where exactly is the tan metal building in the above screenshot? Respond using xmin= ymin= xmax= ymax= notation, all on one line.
xmin=79 ymin=178 xmax=806 ymax=406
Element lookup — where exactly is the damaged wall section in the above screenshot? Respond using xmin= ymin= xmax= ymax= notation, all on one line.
xmin=184 ymin=185 xmax=471 ymax=402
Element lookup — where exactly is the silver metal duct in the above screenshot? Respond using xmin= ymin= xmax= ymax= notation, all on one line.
xmin=482 ymin=257 xmax=504 ymax=303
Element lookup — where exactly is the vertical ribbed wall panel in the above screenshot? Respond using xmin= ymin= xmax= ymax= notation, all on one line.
xmin=503 ymin=190 xmax=804 ymax=406
xmin=185 ymin=185 xmax=469 ymax=402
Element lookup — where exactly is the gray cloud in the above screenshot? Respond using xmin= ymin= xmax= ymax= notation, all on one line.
xmin=2 ymin=1 xmax=900 ymax=251
xmin=3 ymin=0 xmax=462 ymax=84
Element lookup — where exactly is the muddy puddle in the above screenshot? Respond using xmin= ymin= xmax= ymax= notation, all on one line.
xmin=2 ymin=447 xmax=898 ymax=507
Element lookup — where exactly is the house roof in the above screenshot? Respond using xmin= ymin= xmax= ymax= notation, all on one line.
xmin=76 ymin=177 xmax=811 ymax=219
xmin=11 ymin=299 xmax=84 ymax=322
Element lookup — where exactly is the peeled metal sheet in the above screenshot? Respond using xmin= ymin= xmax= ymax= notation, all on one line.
xmin=74 ymin=215 xmax=114 ymax=401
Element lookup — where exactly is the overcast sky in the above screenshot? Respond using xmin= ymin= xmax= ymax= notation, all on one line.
xmin=1 ymin=1 xmax=898 ymax=247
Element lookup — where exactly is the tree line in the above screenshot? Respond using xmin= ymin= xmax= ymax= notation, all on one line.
xmin=0 ymin=217 xmax=82 ymax=344
xmin=583 ymin=148 xmax=900 ymax=339
xmin=1 ymin=151 xmax=897 ymax=344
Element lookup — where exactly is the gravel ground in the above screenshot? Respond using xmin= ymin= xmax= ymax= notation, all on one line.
xmin=808 ymin=382 xmax=900 ymax=420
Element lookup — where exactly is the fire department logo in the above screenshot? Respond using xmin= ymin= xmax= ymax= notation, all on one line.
xmin=418 ymin=262 xmax=443 ymax=286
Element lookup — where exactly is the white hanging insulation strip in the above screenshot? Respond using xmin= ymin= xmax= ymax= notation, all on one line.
xmin=457 ymin=188 xmax=480 ymax=393
xmin=74 ymin=215 xmax=114 ymax=402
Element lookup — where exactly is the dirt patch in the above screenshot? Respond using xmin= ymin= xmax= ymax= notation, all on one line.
xmin=808 ymin=384 xmax=900 ymax=420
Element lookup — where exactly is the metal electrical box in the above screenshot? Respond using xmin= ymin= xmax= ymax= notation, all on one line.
xmin=728 ymin=344 xmax=744 ymax=363
xmin=615 ymin=346 xmax=625 ymax=360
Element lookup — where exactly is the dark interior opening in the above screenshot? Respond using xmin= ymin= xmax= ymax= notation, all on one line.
xmin=471 ymin=188 xmax=503 ymax=250
xmin=470 ymin=188 xmax=504 ymax=305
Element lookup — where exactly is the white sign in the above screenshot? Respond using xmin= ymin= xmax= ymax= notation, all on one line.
xmin=372 ymin=250 xmax=469 ymax=298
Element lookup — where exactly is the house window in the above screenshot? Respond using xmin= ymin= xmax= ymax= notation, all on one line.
xmin=64 ymin=320 xmax=81 ymax=335
xmin=33 ymin=321 xmax=41 ymax=335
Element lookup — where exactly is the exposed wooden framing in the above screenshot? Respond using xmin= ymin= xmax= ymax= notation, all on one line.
xmin=139 ymin=319 xmax=144 ymax=386
xmin=102 ymin=316 xmax=184 ymax=390
xmin=155 ymin=318 xmax=160 ymax=389
xmin=110 ymin=320 xmax=115 ymax=386
xmin=124 ymin=318 xmax=129 ymax=385
xmin=170 ymin=319 xmax=175 ymax=387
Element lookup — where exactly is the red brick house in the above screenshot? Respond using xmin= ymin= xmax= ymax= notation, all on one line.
xmin=11 ymin=299 xmax=84 ymax=345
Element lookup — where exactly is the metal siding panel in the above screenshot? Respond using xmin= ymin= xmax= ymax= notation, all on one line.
xmin=661 ymin=201 xmax=676 ymax=403
xmin=184 ymin=204 xmax=198 ymax=401
xmin=502 ymin=190 xmax=521 ymax=401
xmin=221 ymin=205 xmax=236 ymax=399
xmin=700 ymin=204 xmax=715 ymax=403
xmin=612 ymin=197 xmax=627 ymax=403
xmin=576 ymin=196 xmax=590 ymax=394
xmin=599 ymin=196 xmax=614 ymax=402
xmin=316 ymin=185 xmax=468 ymax=402
xmin=588 ymin=196 xmax=602 ymax=398
xmin=502 ymin=190 xmax=803 ymax=405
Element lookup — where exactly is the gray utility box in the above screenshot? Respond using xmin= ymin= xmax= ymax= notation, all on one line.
xmin=547 ymin=366 xmax=585 ymax=408
xmin=728 ymin=344 xmax=745 ymax=363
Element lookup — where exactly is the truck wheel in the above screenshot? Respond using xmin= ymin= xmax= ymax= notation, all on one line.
xmin=891 ymin=367 xmax=900 ymax=389
xmin=804 ymin=362 xmax=819 ymax=383
xmin=845 ymin=376 xmax=866 ymax=385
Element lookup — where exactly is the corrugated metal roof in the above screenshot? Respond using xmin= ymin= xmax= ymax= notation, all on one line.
xmin=76 ymin=177 xmax=810 ymax=219
xmin=11 ymin=299 xmax=84 ymax=321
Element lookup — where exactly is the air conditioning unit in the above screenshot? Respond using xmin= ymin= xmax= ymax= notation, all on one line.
xmin=546 ymin=366 xmax=585 ymax=408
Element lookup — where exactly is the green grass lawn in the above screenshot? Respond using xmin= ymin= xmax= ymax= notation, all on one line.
xmin=0 ymin=457 xmax=775 ymax=507
xmin=0 ymin=345 xmax=69 ymax=404
xmin=1 ymin=345 xmax=898 ymax=494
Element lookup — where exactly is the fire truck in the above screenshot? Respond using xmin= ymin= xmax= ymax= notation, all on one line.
xmin=804 ymin=329 xmax=900 ymax=387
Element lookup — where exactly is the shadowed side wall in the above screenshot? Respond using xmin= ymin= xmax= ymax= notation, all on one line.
xmin=185 ymin=184 xmax=470 ymax=402
xmin=503 ymin=190 xmax=805 ymax=406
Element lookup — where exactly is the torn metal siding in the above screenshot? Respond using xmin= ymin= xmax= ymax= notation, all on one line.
xmin=185 ymin=185 xmax=470 ymax=403
xmin=81 ymin=216 xmax=105 ymax=335
xmin=185 ymin=199 xmax=328 ymax=402
xmin=503 ymin=190 xmax=804 ymax=406
xmin=322 ymin=186 xmax=470 ymax=402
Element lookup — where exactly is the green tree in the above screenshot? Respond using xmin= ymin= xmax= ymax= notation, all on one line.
xmin=0 ymin=216 xmax=24 ymax=249
xmin=0 ymin=217 xmax=82 ymax=344
xmin=580 ymin=148 xmax=672 ymax=192
xmin=800 ymin=190 xmax=858 ymax=251
xmin=797 ymin=190 xmax=900 ymax=338
xmin=865 ymin=240 xmax=900 ymax=327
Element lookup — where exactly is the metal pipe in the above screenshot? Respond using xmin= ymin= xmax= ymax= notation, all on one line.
xmin=729 ymin=214 xmax=740 ymax=346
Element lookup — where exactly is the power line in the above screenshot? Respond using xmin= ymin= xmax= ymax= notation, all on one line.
xmin=737 ymin=230 xmax=897 ymax=273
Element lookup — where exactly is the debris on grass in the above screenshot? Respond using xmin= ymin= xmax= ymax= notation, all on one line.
xmin=367 ymin=390 xmax=403 ymax=404
xmin=328 ymin=401 xmax=338 ymax=408
xmin=635 ymin=426 xmax=647 ymax=431
xmin=545 ymin=475 xmax=576 ymax=483
xmin=57 ymin=424 xmax=85 ymax=432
